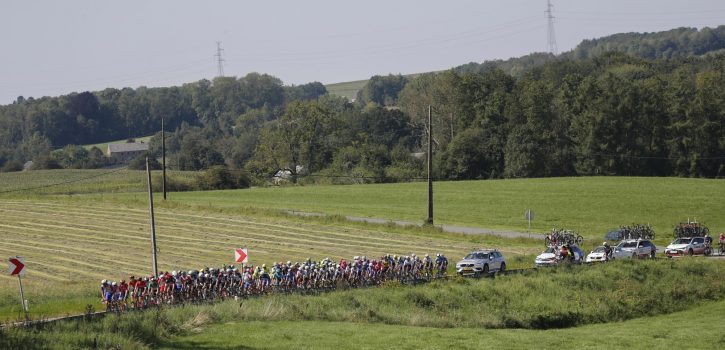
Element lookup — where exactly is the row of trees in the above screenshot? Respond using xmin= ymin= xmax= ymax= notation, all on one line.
xmin=1 ymin=26 xmax=724 ymax=181
xmin=242 ymin=52 xmax=725 ymax=181
xmin=0 ymin=73 xmax=326 ymax=168
xmin=400 ymin=53 xmax=725 ymax=178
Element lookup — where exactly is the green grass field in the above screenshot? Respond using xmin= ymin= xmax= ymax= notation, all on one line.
xmin=324 ymin=72 xmax=433 ymax=101
xmin=0 ymin=169 xmax=197 ymax=195
xmin=108 ymin=176 xmax=725 ymax=245
xmin=2 ymin=259 xmax=723 ymax=350
xmin=1 ymin=171 xmax=724 ymax=348
xmin=160 ymin=299 xmax=725 ymax=350
xmin=324 ymin=79 xmax=367 ymax=100
xmin=5 ymin=171 xmax=721 ymax=244
xmin=82 ymin=135 xmax=153 ymax=152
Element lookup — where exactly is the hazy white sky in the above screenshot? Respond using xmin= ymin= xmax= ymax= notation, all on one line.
xmin=0 ymin=0 xmax=723 ymax=104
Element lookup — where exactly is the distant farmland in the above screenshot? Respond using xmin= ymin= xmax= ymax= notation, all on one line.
xmin=2 ymin=171 xmax=723 ymax=243
xmin=124 ymin=176 xmax=725 ymax=244
xmin=0 ymin=198 xmax=534 ymax=317
xmin=325 ymin=79 xmax=368 ymax=100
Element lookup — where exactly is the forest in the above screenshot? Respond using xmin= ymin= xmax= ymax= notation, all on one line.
xmin=0 ymin=26 xmax=723 ymax=181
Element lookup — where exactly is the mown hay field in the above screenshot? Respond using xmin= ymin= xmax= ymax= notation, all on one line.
xmin=3 ymin=171 xmax=723 ymax=244
xmin=116 ymin=176 xmax=725 ymax=243
xmin=0 ymin=199 xmax=537 ymax=319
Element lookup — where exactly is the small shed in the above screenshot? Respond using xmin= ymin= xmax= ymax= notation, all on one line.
xmin=107 ymin=142 xmax=149 ymax=163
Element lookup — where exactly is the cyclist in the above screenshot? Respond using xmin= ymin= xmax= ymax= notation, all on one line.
xmin=423 ymin=254 xmax=433 ymax=276
xmin=99 ymin=279 xmax=108 ymax=301
xmin=117 ymin=280 xmax=129 ymax=311
xmin=559 ymin=245 xmax=569 ymax=261
xmin=704 ymin=234 xmax=713 ymax=255
xmin=719 ymin=232 xmax=725 ymax=253
xmin=603 ymin=242 xmax=612 ymax=261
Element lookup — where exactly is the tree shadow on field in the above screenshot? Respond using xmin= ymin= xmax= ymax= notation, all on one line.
xmin=160 ymin=339 xmax=256 ymax=350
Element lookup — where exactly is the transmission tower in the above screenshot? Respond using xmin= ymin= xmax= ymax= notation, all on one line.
xmin=546 ymin=0 xmax=558 ymax=55
xmin=215 ymin=41 xmax=225 ymax=77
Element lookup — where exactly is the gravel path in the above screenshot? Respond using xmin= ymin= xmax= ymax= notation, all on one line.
xmin=286 ymin=211 xmax=544 ymax=240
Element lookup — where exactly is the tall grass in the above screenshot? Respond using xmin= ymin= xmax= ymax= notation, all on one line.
xmin=1 ymin=259 xmax=722 ymax=349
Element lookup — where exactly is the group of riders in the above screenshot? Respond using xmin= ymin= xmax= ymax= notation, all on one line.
xmin=99 ymin=253 xmax=449 ymax=312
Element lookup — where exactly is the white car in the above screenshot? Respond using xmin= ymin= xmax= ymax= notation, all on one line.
xmin=455 ymin=249 xmax=506 ymax=276
xmin=665 ymin=237 xmax=708 ymax=257
xmin=586 ymin=246 xmax=608 ymax=263
xmin=612 ymin=239 xmax=657 ymax=259
xmin=535 ymin=245 xmax=584 ymax=267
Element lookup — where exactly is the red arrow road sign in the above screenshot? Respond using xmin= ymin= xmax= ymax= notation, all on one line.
xmin=8 ymin=257 xmax=26 ymax=276
xmin=234 ymin=248 xmax=248 ymax=263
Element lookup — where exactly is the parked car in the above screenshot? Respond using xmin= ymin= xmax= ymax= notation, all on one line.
xmin=664 ymin=237 xmax=708 ymax=257
xmin=612 ymin=239 xmax=656 ymax=259
xmin=586 ymin=246 xmax=609 ymax=263
xmin=604 ymin=229 xmax=624 ymax=242
xmin=455 ymin=249 xmax=506 ymax=276
xmin=535 ymin=245 xmax=584 ymax=267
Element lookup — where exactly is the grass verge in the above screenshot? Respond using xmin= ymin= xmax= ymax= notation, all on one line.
xmin=1 ymin=259 xmax=722 ymax=349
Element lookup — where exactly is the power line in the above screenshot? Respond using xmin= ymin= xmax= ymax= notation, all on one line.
xmin=215 ymin=42 xmax=225 ymax=77
xmin=546 ymin=0 xmax=558 ymax=55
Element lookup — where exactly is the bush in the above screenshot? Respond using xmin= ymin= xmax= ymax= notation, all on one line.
xmin=0 ymin=159 xmax=23 ymax=172
xmin=129 ymin=153 xmax=162 ymax=170
xmin=30 ymin=155 xmax=62 ymax=170
xmin=151 ymin=174 xmax=197 ymax=192
xmin=196 ymin=166 xmax=250 ymax=190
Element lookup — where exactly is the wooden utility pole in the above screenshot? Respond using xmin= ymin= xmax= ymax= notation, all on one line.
xmin=426 ymin=106 xmax=434 ymax=225
xmin=450 ymin=112 xmax=454 ymax=141
xmin=146 ymin=157 xmax=159 ymax=277
xmin=161 ymin=118 xmax=167 ymax=200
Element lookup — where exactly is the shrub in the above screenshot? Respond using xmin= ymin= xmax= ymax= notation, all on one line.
xmin=30 ymin=155 xmax=62 ymax=170
xmin=129 ymin=153 xmax=162 ymax=170
xmin=196 ymin=166 xmax=250 ymax=190
xmin=0 ymin=160 xmax=23 ymax=172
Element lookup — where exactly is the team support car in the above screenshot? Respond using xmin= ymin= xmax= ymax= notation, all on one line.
xmin=585 ymin=246 xmax=609 ymax=263
xmin=664 ymin=237 xmax=709 ymax=257
xmin=535 ymin=245 xmax=584 ymax=267
xmin=612 ymin=239 xmax=657 ymax=259
xmin=455 ymin=249 xmax=506 ymax=276
xmin=604 ymin=229 xmax=624 ymax=242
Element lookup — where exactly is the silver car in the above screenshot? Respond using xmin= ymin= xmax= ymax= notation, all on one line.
xmin=456 ymin=249 xmax=506 ymax=276
xmin=612 ymin=239 xmax=657 ymax=259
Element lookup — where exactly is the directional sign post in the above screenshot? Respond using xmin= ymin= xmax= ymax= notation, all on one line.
xmin=234 ymin=248 xmax=248 ymax=264
xmin=525 ymin=209 xmax=535 ymax=238
xmin=8 ymin=256 xmax=28 ymax=316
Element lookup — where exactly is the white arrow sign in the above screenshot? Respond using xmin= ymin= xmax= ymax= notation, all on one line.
xmin=234 ymin=248 xmax=248 ymax=264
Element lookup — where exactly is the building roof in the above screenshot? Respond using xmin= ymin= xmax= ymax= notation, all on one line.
xmin=108 ymin=142 xmax=149 ymax=153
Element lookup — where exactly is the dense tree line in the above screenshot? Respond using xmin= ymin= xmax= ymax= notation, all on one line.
xmin=404 ymin=53 xmax=725 ymax=178
xmin=0 ymin=74 xmax=326 ymax=172
xmin=1 ymin=26 xmax=724 ymax=181
xmin=456 ymin=26 xmax=725 ymax=77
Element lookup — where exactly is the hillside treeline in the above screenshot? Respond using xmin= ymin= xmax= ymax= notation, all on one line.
xmin=1 ymin=28 xmax=724 ymax=181
xmin=456 ymin=26 xmax=725 ymax=77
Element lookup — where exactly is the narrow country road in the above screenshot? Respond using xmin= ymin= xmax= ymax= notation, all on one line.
xmin=286 ymin=211 xmax=543 ymax=239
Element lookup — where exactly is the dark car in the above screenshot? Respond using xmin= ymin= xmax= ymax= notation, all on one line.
xmin=605 ymin=229 xmax=624 ymax=242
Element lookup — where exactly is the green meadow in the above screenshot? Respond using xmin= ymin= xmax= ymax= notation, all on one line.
xmin=1 ymin=259 xmax=722 ymax=350
xmin=113 ymin=176 xmax=725 ymax=243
